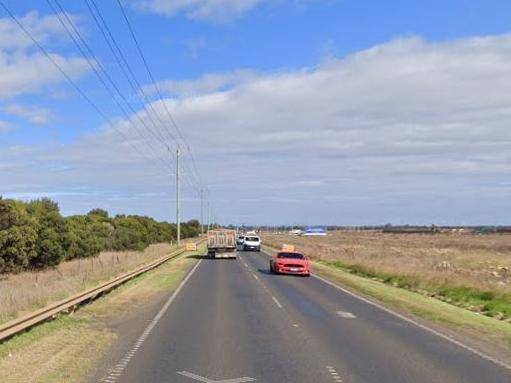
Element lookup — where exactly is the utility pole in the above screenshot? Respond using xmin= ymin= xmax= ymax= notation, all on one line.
xmin=200 ymin=188 xmax=204 ymax=236
xmin=207 ymin=202 xmax=211 ymax=231
xmin=176 ymin=147 xmax=181 ymax=246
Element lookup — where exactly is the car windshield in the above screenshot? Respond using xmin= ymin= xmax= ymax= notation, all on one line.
xmin=277 ymin=252 xmax=305 ymax=259
xmin=245 ymin=237 xmax=259 ymax=241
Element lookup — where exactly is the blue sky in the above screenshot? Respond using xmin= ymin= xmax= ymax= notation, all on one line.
xmin=1 ymin=0 xmax=511 ymax=225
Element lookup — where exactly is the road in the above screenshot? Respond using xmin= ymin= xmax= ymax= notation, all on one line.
xmin=101 ymin=251 xmax=511 ymax=383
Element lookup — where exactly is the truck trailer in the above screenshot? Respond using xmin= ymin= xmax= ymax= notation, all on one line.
xmin=207 ymin=229 xmax=237 ymax=259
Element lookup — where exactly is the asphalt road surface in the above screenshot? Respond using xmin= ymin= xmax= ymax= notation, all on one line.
xmin=101 ymin=251 xmax=511 ymax=383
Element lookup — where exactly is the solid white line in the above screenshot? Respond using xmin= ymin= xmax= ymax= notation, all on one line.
xmin=100 ymin=259 xmax=203 ymax=382
xmin=313 ymin=273 xmax=511 ymax=372
xmin=272 ymin=296 xmax=283 ymax=309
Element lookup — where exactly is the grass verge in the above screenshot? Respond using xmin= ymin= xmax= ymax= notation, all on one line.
xmin=0 ymin=244 xmax=205 ymax=383
xmin=313 ymin=261 xmax=511 ymax=346
xmin=323 ymin=260 xmax=511 ymax=320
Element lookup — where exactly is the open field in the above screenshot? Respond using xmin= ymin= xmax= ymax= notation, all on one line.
xmin=263 ymin=231 xmax=511 ymax=320
xmin=0 ymin=242 xmax=187 ymax=325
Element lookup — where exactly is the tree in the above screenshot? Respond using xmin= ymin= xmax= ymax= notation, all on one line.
xmin=0 ymin=199 xmax=38 ymax=273
xmin=27 ymin=199 xmax=67 ymax=269
xmin=88 ymin=208 xmax=109 ymax=219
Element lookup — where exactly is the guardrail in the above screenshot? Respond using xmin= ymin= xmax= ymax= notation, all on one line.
xmin=0 ymin=239 xmax=205 ymax=343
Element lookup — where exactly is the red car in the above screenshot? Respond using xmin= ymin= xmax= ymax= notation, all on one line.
xmin=269 ymin=251 xmax=311 ymax=276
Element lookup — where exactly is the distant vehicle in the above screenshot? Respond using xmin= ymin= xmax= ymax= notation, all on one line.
xmin=303 ymin=226 xmax=327 ymax=236
xmin=236 ymin=235 xmax=245 ymax=246
xmin=207 ymin=229 xmax=237 ymax=259
xmin=269 ymin=251 xmax=311 ymax=276
xmin=289 ymin=229 xmax=303 ymax=235
xmin=243 ymin=236 xmax=261 ymax=251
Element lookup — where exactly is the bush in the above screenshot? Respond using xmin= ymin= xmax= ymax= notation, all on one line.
xmin=0 ymin=197 xmax=200 ymax=273
xmin=0 ymin=199 xmax=38 ymax=273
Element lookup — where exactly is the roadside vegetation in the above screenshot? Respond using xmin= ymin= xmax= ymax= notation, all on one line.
xmin=263 ymin=231 xmax=511 ymax=322
xmin=0 ymin=245 xmax=204 ymax=383
xmin=0 ymin=196 xmax=201 ymax=274
xmin=0 ymin=243 xmax=182 ymax=324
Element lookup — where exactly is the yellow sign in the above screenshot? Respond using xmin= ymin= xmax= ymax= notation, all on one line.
xmin=186 ymin=243 xmax=198 ymax=251
xmin=282 ymin=244 xmax=295 ymax=252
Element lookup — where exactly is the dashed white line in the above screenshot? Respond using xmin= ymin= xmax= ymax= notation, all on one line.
xmin=326 ymin=366 xmax=343 ymax=382
xmin=253 ymin=273 xmax=259 ymax=281
xmin=271 ymin=296 xmax=283 ymax=309
xmin=313 ymin=273 xmax=511 ymax=372
xmin=336 ymin=311 xmax=356 ymax=319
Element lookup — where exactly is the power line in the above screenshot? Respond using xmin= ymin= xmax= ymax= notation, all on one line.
xmin=114 ymin=0 xmax=204 ymax=190
xmin=114 ymin=0 xmax=182 ymax=144
xmin=88 ymin=0 xmax=208 ymax=221
xmin=46 ymin=0 xmax=173 ymax=172
xmin=85 ymin=0 xmax=177 ymax=148
xmin=0 ymin=1 xmax=168 ymax=178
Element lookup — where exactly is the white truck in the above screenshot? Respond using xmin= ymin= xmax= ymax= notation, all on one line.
xmin=207 ymin=229 xmax=237 ymax=259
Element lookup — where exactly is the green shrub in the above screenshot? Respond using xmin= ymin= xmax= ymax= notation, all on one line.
xmin=0 ymin=196 xmax=200 ymax=273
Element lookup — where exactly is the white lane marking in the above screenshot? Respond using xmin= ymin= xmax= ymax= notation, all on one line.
xmin=271 ymin=296 xmax=283 ymax=309
xmin=325 ymin=366 xmax=343 ymax=382
xmin=177 ymin=371 xmax=257 ymax=383
xmin=336 ymin=311 xmax=356 ymax=319
xmin=100 ymin=260 xmax=203 ymax=382
xmin=243 ymin=262 xmax=248 ymax=267
xmin=292 ymin=323 xmax=299 ymax=328
xmin=253 ymin=273 xmax=259 ymax=281
xmin=313 ymin=273 xmax=511 ymax=372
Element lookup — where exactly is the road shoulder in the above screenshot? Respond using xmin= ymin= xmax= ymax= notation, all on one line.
xmin=0 ymin=251 xmax=201 ymax=383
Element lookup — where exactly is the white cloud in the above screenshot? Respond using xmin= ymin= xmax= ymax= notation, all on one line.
xmin=0 ymin=50 xmax=91 ymax=99
xmin=133 ymin=0 xmax=266 ymax=21
xmin=0 ymin=11 xmax=80 ymax=50
xmin=3 ymin=104 xmax=54 ymax=125
xmin=3 ymin=34 xmax=511 ymax=224
xmin=0 ymin=11 xmax=91 ymax=99
xmin=0 ymin=120 xmax=13 ymax=132
xmin=143 ymin=69 xmax=258 ymax=97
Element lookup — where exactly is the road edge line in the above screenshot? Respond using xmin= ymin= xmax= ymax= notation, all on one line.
xmin=261 ymin=245 xmax=511 ymax=372
xmin=100 ymin=258 xmax=203 ymax=382
xmin=312 ymin=272 xmax=511 ymax=372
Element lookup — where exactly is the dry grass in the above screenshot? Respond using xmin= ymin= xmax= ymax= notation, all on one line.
xmin=0 ymin=317 xmax=116 ymax=383
xmin=0 ymin=244 xmax=205 ymax=383
xmin=264 ymin=231 xmax=511 ymax=320
xmin=0 ymin=243 xmax=178 ymax=325
xmin=264 ymin=231 xmax=511 ymax=293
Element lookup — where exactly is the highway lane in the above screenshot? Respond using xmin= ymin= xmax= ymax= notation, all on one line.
xmin=103 ymin=251 xmax=511 ymax=383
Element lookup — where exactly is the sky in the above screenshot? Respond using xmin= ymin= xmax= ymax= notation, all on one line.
xmin=1 ymin=0 xmax=511 ymax=226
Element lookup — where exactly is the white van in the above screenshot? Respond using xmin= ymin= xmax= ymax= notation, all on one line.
xmin=243 ymin=236 xmax=261 ymax=252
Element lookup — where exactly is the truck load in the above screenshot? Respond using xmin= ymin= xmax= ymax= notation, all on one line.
xmin=207 ymin=229 xmax=237 ymax=259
